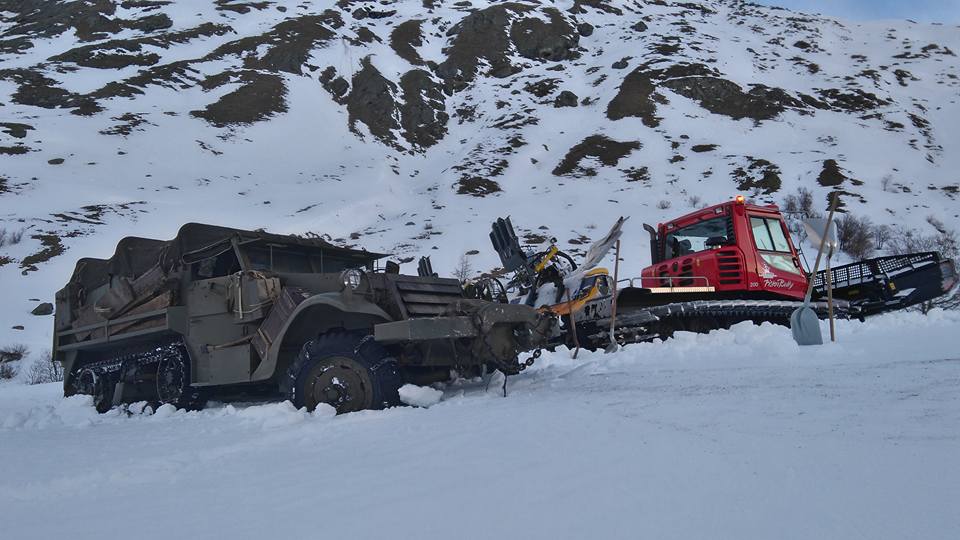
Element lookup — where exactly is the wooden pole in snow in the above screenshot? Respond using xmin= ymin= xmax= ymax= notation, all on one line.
xmin=607 ymin=240 xmax=621 ymax=352
xmin=827 ymin=247 xmax=836 ymax=342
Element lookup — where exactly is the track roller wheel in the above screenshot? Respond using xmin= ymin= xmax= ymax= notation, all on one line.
xmin=77 ymin=368 xmax=115 ymax=414
xmin=156 ymin=343 xmax=205 ymax=410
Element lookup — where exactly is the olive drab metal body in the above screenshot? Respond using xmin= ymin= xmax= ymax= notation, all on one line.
xmin=54 ymin=223 xmax=556 ymax=411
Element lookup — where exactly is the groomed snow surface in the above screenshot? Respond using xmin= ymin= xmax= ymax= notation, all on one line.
xmin=2 ymin=311 xmax=959 ymax=540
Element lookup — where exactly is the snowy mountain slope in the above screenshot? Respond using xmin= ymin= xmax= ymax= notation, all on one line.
xmin=1 ymin=0 xmax=959 ymax=350
xmin=2 ymin=311 xmax=960 ymax=539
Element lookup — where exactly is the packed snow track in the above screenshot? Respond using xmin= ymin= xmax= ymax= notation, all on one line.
xmin=2 ymin=311 xmax=959 ymax=540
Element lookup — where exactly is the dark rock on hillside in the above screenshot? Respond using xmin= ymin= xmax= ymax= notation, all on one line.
xmin=351 ymin=26 xmax=380 ymax=45
xmin=0 ymin=69 xmax=102 ymax=115
xmin=457 ymin=177 xmax=503 ymax=196
xmin=437 ymin=4 xmax=529 ymax=88
xmin=0 ymin=0 xmax=172 ymax=44
xmin=554 ymin=90 xmax=578 ymax=107
xmin=346 ymin=58 xmax=400 ymax=145
xmin=31 ymin=302 xmax=53 ymax=316
xmin=207 ymin=12 xmax=342 ymax=75
xmin=92 ymin=60 xmax=199 ymax=99
xmin=215 ymin=1 xmax=271 ymax=15
xmin=510 ymin=8 xmax=579 ymax=62
xmin=661 ymin=77 xmax=804 ymax=122
xmin=554 ymin=135 xmax=641 ymax=177
xmin=391 ymin=19 xmax=425 ymax=65
xmin=399 ymin=70 xmax=449 ymax=148
xmin=569 ymin=0 xmax=623 ymax=16
xmin=191 ymin=71 xmax=287 ymax=127
xmin=437 ymin=4 xmax=576 ymax=90
xmin=320 ymin=67 xmax=350 ymax=102
xmin=51 ymin=41 xmax=161 ymax=69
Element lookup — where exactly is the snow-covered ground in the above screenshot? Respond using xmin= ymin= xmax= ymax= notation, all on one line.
xmin=2 ymin=311 xmax=958 ymax=540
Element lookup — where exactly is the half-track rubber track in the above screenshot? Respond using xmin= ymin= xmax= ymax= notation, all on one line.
xmin=69 ymin=339 xmax=183 ymax=399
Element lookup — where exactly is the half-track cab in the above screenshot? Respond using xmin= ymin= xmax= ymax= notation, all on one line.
xmin=54 ymin=224 xmax=556 ymax=413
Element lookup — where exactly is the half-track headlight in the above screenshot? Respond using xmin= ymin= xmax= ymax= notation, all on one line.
xmin=341 ymin=268 xmax=364 ymax=291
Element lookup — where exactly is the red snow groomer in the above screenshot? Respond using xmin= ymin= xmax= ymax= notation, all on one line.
xmin=610 ymin=196 xmax=958 ymax=343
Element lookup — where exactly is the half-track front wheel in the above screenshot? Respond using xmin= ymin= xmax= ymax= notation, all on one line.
xmin=286 ymin=333 xmax=402 ymax=414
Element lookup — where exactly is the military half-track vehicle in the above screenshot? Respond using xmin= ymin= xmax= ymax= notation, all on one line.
xmin=53 ymin=224 xmax=556 ymax=414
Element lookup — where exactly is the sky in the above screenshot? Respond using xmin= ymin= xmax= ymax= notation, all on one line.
xmin=751 ymin=0 xmax=960 ymax=24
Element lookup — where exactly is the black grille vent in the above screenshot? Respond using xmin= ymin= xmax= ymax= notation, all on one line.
xmin=717 ymin=250 xmax=742 ymax=285
xmin=679 ymin=258 xmax=695 ymax=286
xmin=394 ymin=277 xmax=464 ymax=317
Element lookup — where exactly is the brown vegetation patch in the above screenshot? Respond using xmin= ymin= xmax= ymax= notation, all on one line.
xmin=117 ymin=64 xmax=201 ymax=100
xmin=457 ymin=177 xmax=502 ymax=196
xmin=523 ymin=78 xmax=560 ymax=97
xmin=623 ymin=166 xmax=650 ymax=183
xmin=50 ymin=23 xmax=231 ymax=69
xmin=215 ymin=0 xmax=272 ymax=13
xmin=0 ymin=123 xmax=34 ymax=139
xmin=99 ymin=113 xmax=154 ymax=136
xmin=606 ymin=67 xmax=661 ymax=127
xmin=191 ymin=71 xmax=288 ymax=127
xmin=815 ymin=89 xmax=890 ymax=112
xmin=554 ymin=135 xmax=641 ymax=177
xmin=207 ymin=12 xmax=342 ymax=75
xmin=817 ymin=159 xmax=862 ymax=188
xmin=732 ymin=157 xmax=781 ymax=193
xmin=20 ymin=233 xmax=66 ymax=273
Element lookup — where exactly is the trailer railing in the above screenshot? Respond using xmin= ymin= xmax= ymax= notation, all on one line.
xmin=813 ymin=252 xmax=940 ymax=293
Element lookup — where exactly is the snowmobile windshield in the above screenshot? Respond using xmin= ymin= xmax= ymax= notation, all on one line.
xmin=664 ymin=216 xmax=732 ymax=259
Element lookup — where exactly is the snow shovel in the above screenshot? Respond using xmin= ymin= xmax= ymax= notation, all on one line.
xmin=790 ymin=196 xmax=839 ymax=346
